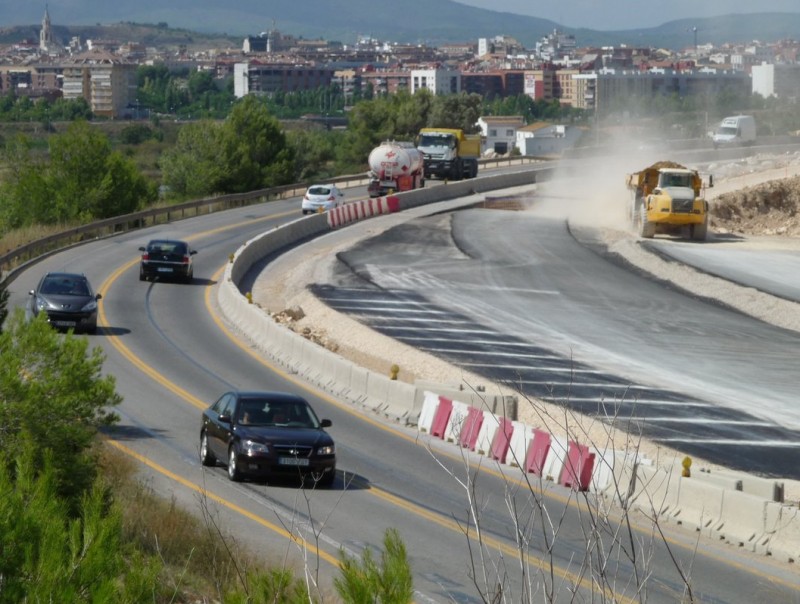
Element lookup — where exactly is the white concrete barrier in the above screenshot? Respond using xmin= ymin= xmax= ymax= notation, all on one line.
xmin=713 ymin=489 xmax=770 ymax=551
xmin=417 ymin=391 xmax=440 ymax=434
xmin=765 ymin=504 xmax=800 ymax=563
xmin=474 ymin=411 xmax=499 ymax=456
xmin=541 ymin=436 xmax=569 ymax=483
xmin=444 ymin=401 xmax=470 ymax=443
xmin=507 ymin=421 xmax=533 ymax=469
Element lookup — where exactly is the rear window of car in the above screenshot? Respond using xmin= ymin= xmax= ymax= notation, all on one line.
xmin=308 ymin=186 xmax=331 ymax=196
xmin=149 ymin=241 xmax=186 ymax=255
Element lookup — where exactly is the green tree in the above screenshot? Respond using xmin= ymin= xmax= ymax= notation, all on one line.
xmin=218 ymin=95 xmax=296 ymax=192
xmin=159 ymin=120 xmax=227 ymax=196
xmin=428 ymin=92 xmax=483 ymax=133
xmin=0 ymin=444 xmax=161 ymax=603
xmin=47 ymin=121 xmax=152 ymax=221
xmin=0 ymin=310 xmax=121 ymax=506
xmin=0 ymin=134 xmax=50 ymax=229
xmin=335 ymin=528 xmax=414 ymax=604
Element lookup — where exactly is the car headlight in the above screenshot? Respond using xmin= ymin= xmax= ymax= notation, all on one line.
xmin=36 ymin=297 xmax=50 ymax=310
xmin=81 ymin=300 xmax=98 ymax=312
xmin=316 ymin=445 xmax=335 ymax=456
xmin=243 ymin=440 xmax=269 ymax=456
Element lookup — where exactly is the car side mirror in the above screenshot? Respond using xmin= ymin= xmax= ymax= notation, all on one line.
xmin=29 ymin=289 xmax=34 ymax=296
xmin=320 ymin=419 xmax=332 ymax=428
xmin=218 ymin=413 xmax=232 ymax=424
xmin=95 ymin=293 xmax=102 ymax=300
xmin=138 ymin=246 xmax=146 ymax=252
xmin=190 ymin=250 xmax=198 ymax=255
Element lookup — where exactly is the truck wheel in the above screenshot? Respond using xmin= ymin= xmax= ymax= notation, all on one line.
xmin=639 ymin=207 xmax=655 ymax=238
xmin=692 ymin=218 xmax=708 ymax=240
xmin=451 ymin=161 xmax=462 ymax=181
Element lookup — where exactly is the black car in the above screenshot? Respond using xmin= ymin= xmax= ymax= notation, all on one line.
xmin=200 ymin=391 xmax=336 ymax=486
xmin=28 ymin=272 xmax=101 ymax=334
xmin=138 ymin=239 xmax=197 ymax=282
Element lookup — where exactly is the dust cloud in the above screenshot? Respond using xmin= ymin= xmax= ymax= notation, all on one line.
xmin=530 ymin=135 xmax=679 ymax=230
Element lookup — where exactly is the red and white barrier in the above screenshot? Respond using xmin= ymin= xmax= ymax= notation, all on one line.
xmin=417 ymin=391 xmax=603 ymax=493
xmin=327 ymin=195 xmax=401 ymax=229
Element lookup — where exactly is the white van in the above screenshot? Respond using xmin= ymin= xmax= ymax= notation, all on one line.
xmin=711 ymin=115 xmax=756 ymax=148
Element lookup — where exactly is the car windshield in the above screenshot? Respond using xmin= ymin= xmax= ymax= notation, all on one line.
xmin=41 ymin=276 xmax=89 ymax=296
xmin=308 ymin=186 xmax=331 ymax=196
xmin=238 ymin=399 xmax=318 ymax=428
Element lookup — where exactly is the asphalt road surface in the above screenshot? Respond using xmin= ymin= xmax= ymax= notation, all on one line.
xmin=311 ymin=208 xmax=800 ymax=479
xmin=5 ymin=186 xmax=800 ymax=602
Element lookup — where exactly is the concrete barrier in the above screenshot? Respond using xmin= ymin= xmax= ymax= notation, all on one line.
xmin=445 ymin=401 xmax=471 ymax=443
xmin=672 ymin=476 xmax=724 ymax=533
xmin=507 ymin=421 xmax=532 ymax=468
xmin=417 ymin=391 xmax=439 ymax=434
xmin=765 ymin=503 xmax=800 ymax=563
xmin=712 ymin=489 xmax=771 ymax=551
xmin=541 ymin=436 xmax=569 ymax=483
xmin=475 ymin=411 xmax=500 ymax=456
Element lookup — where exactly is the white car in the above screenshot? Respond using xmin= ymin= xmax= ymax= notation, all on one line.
xmin=301 ymin=184 xmax=344 ymax=215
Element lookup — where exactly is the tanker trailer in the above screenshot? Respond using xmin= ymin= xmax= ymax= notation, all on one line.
xmin=367 ymin=141 xmax=425 ymax=198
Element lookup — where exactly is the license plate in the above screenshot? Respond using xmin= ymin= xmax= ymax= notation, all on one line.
xmin=278 ymin=457 xmax=309 ymax=467
xmin=157 ymin=267 xmax=173 ymax=273
xmin=52 ymin=320 xmax=76 ymax=327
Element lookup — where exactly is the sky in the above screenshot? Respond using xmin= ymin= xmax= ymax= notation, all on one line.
xmin=456 ymin=0 xmax=800 ymax=30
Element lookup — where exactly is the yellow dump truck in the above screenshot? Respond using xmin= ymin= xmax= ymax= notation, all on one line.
xmin=417 ymin=127 xmax=481 ymax=180
xmin=626 ymin=161 xmax=712 ymax=240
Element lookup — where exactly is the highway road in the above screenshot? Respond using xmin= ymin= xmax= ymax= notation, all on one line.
xmin=5 ymin=179 xmax=800 ymax=602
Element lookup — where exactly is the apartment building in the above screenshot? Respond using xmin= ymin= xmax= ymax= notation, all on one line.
xmin=233 ymin=60 xmax=335 ymax=97
xmin=61 ymin=49 xmax=137 ymax=118
xmin=410 ymin=67 xmax=461 ymax=95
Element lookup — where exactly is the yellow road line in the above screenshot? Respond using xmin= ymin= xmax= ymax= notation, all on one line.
xmin=107 ymin=439 xmax=341 ymax=568
xmin=96 ymin=209 xmax=800 ymax=599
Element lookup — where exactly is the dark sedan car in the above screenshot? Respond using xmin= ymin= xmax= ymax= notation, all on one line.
xmin=200 ymin=391 xmax=336 ymax=486
xmin=28 ymin=272 xmax=102 ymax=334
xmin=138 ymin=239 xmax=197 ymax=283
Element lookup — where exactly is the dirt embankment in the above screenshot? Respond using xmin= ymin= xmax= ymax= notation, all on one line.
xmin=708 ymin=153 xmax=800 ymax=236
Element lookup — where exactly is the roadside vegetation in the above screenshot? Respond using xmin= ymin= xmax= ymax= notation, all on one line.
xmin=0 ymin=311 xmax=414 ymax=602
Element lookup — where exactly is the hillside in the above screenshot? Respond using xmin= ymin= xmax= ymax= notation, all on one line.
xmin=0 ymin=1 xmax=798 ymax=49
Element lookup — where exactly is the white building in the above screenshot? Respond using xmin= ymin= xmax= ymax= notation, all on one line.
xmin=476 ymin=115 xmax=525 ymax=155
xmin=410 ymin=68 xmax=461 ymax=95
xmin=515 ymin=123 xmax=583 ymax=156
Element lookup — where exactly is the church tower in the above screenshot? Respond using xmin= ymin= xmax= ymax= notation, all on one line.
xmin=39 ymin=5 xmax=55 ymax=52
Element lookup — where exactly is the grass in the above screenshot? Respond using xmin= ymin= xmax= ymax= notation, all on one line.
xmin=98 ymin=442 xmax=319 ymax=602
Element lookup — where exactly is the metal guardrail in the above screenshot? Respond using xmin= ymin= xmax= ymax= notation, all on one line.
xmin=0 ymin=156 xmax=545 ymax=282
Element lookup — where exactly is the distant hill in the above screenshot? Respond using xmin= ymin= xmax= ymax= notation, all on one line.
xmin=0 ymin=1 xmax=797 ymax=50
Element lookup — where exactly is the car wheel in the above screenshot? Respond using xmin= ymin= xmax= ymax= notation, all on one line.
xmin=227 ymin=446 xmax=242 ymax=481
xmin=139 ymin=267 xmax=146 ymax=281
xmin=200 ymin=432 xmax=216 ymax=467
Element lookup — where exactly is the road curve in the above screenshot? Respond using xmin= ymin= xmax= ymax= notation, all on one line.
xmin=5 ymin=187 xmax=800 ymax=602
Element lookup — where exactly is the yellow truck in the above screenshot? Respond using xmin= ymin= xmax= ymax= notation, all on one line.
xmin=417 ymin=128 xmax=481 ymax=181
xmin=626 ymin=161 xmax=712 ymax=240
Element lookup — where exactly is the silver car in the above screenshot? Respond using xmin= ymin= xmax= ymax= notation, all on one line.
xmin=301 ymin=184 xmax=344 ymax=215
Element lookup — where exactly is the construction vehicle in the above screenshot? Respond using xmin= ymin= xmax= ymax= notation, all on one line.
xmin=417 ymin=127 xmax=480 ymax=181
xmin=626 ymin=161 xmax=713 ymax=240
xmin=367 ymin=141 xmax=424 ymax=198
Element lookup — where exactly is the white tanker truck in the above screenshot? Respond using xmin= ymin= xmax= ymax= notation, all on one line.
xmin=367 ymin=141 xmax=424 ymax=198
